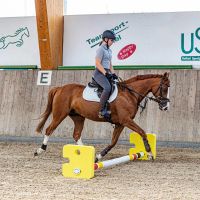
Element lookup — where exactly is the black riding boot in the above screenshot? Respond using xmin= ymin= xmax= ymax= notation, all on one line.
xmin=98 ymin=102 xmax=111 ymax=121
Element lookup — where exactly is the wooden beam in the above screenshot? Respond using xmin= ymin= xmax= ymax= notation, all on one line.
xmin=35 ymin=0 xmax=63 ymax=70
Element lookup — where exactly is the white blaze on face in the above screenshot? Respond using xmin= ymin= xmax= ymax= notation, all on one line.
xmin=167 ymin=87 xmax=170 ymax=109
xmin=162 ymin=87 xmax=170 ymax=111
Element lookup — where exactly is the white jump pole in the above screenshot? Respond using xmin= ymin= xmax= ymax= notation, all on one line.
xmin=94 ymin=152 xmax=144 ymax=170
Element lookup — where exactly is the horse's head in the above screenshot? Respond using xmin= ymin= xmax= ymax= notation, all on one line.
xmin=151 ymin=72 xmax=170 ymax=111
xmin=23 ymin=27 xmax=30 ymax=37
xmin=15 ymin=27 xmax=30 ymax=37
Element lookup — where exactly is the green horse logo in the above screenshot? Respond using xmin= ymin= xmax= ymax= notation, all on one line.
xmin=0 ymin=27 xmax=30 ymax=49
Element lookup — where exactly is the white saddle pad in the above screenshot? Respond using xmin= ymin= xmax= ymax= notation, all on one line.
xmin=82 ymin=84 xmax=118 ymax=103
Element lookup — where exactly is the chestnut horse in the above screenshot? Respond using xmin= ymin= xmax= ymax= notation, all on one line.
xmin=34 ymin=72 xmax=170 ymax=161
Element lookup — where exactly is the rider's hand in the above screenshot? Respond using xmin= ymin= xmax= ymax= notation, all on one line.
xmin=112 ymin=73 xmax=118 ymax=80
xmin=105 ymin=72 xmax=113 ymax=80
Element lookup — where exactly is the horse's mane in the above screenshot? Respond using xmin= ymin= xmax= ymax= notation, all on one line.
xmin=123 ymin=74 xmax=164 ymax=84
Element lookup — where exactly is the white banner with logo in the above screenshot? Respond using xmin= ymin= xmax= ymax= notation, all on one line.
xmin=63 ymin=12 xmax=200 ymax=66
xmin=0 ymin=17 xmax=40 ymax=66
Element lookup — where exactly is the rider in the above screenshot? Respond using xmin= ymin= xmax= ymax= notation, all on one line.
xmin=93 ymin=30 xmax=118 ymax=119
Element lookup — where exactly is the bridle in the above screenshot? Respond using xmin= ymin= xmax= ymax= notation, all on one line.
xmin=151 ymin=77 xmax=170 ymax=110
xmin=117 ymin=76 xmax=170 ymax=112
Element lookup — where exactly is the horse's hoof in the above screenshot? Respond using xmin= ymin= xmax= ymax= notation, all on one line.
xmin=147 ymin=153 xmax=154 ymax=161
xmin=95 ymin=153 xmax=103 ymax=163
xmin=34 ymin=147 xmax=46 ymax=157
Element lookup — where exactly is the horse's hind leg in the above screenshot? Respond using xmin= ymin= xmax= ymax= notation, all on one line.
xmin=96 ymin=125 xmax=124 ymax=162
xmin=34 ymin=110 xmax=69 ymax=156
xmin=70 ymin=115 xmax=85 ymax=145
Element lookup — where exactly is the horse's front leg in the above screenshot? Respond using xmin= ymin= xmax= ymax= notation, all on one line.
xmin=123 ymin=119 xmax=153 ymax=160
xmin=70 ymin=115 xmax=85 ymax=145
xmin=16 ymin=41 xmax=23 ymax=47
xmin=95 ymin=125 xmax=124 ymax=163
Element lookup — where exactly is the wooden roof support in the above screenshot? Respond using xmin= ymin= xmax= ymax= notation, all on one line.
xmin=35 ymin=0 xmax=64 ymax=70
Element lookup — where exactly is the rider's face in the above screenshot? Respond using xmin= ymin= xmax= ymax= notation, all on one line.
xmin=108 ymin=38 xmax=114 ymax=46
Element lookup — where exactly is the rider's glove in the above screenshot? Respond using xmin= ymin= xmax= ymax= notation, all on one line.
xmin=112 ymin=73 xmax=118 ymax=80
xmin=105 ymin=72 xmax=113 ymax=80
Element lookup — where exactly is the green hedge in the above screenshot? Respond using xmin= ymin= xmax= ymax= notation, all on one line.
xmin=58 ymin=65 xmax=192 ymax=70
xmin=0 ymin=65 xmax=193 ymax=70
xmin=0 ymin=65 xmax=38 ymax=70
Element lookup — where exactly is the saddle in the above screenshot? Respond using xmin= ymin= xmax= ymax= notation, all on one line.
xmin=82 ymin=78 xmax=118 ymax=103
xmin=88 ymin=78 xmax=115 ymax=98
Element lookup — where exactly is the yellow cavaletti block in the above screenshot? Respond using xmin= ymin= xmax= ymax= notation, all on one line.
xmin=62 ymin=145 xmax=95 ymax=179
xmin=129 ymin=132 xmax=156 ymax=160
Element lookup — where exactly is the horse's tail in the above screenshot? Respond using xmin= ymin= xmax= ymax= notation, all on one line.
xmin=35 ymin=87 xmax=59 ymax=134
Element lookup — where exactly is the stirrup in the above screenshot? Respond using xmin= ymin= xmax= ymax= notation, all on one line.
xmin=98 ymin=110 xmax=111 ymax=118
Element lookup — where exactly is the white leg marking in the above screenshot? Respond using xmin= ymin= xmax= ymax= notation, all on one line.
xmin=43 ymin=135 xmax=49 ymax=145
xmin=96 ymin=154 xmax=102 ymax=160
xmin=76 ymin=138 xmax=84 ymax=145
xmin=36 ymin=135 xmax=49 ymax=156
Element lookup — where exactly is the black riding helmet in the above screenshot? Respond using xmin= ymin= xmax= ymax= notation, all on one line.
xmin=102 ymin=30 xmax=116 ymax=41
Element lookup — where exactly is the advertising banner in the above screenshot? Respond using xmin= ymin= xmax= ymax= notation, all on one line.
xmin=0 ymin=17 xmax=40 ymax=66
xmin=63 ymin=12 xmax=200 ymax=67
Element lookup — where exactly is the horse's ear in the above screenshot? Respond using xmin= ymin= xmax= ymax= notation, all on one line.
xmin=164 ymin=72 xmax=169 ymax=78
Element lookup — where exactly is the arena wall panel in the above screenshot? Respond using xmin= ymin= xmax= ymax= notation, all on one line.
xmin=0 ymin=70 xmax=199 ymax=142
